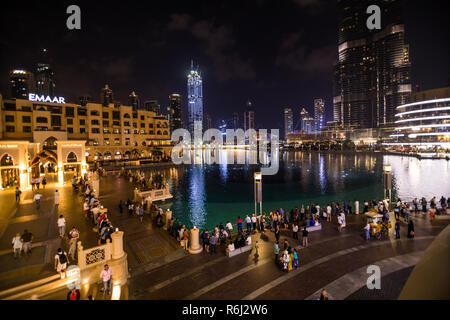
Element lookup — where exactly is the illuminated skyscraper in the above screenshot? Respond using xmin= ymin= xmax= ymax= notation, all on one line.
xmin=35 ymin=63 xmax=55 ymax=96
xmin=244 ymin=100 xmax=255 ymax=131
xmin=333 ymin=0 xmax=411 ymax=128
xmin=187 ymin=61 xmax=203 ymax=136
xmin=300 ymin=108 xmax=315 ymax=134
xmin=10 ymin=69 xmax=35 ymax=99
xmin=284 ymin=108 xmax=293 ymax=138
xmin=314 ymin=99 xmax=325 ymax=132
xmin=168 ymin=93 xmax=183 ymax=133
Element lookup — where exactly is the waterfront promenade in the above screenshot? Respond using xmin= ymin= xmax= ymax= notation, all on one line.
xmin=0 ymin=171 xmax=448 ymax=300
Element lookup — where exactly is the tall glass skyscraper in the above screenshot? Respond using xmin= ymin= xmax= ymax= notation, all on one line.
xmin=36 ymin=63 xmax=56 ymax=96
xmin=168 ymin=93 xmax=183 ymax=133
xmin=284 ymin=108 xmax=293 ymax=138
xmin=314 ymin=99 xmax=325 ymax=133
xmin=187 ymin=61 xmax=203 ymax=136
xmin=333 ymin=0 xmax=411 ymax=129
xmin=10 ymin=69 xmax=35 ymax=99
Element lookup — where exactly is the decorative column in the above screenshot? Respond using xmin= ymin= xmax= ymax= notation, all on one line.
xmin=111 ymin=231 xmax=124 ymax=260
xmin=109 ymin=230 xmax=128 ymax=287
xmin=164 ymin=210 xmax=172 ymax=231
xmin=189 ymin=227 xmax=202 ymax=254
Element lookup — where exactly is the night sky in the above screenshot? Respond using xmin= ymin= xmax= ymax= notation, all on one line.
xmin=1 ymin=0 xmax=448 ymax=130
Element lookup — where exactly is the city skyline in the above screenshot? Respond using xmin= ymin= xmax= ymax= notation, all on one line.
xmin=0 ymin=0 xmax=448 ymax=130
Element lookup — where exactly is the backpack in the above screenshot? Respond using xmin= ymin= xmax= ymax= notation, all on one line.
xmin=59 ymin=252 xmax=67 ymax=264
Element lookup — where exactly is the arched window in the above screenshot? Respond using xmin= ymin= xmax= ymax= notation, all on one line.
xmin=67 ymin=152 xmax=78 ymax=163
xmin=157 ymin=130 xmax=162 ymax=135
xmin=43 ymin=137 xmax=57 ymax=150
xmin=163 ymin=130 xmax=168 ymax=135
xmin=142 ymin=141 xmax=146 ymax=146
xmin=156 ymin=123 xmax=161 ymax=128
xmin=123 ymin=113 xmax=130 ymax=118
xmin=1 ymin=154 xmax=14 ymax=166
xmin=104 ymin=151 xmax=112 ymax=160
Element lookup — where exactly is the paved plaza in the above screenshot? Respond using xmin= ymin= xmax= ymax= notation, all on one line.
xmin=0 ymin=171 xmax=448 ymax=300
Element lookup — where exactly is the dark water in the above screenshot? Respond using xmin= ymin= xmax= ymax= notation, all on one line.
xmin=139 ymin=151 xmax=450 ymax=230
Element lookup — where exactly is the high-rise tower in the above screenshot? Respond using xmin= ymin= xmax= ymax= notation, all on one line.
xmin=284 ymin=108 xmax=293 ymax=138
xmin=314 ymin=99 xmax=325 ymax=132
xmin=168 ymin=93 xmax=183 ymax=133
xmin=187 ymin=60 xmax=203 ymax=136
xmin=10 ymin=69 xmax=35 ymax=99
xmin=35 ymin=63 xmax=55 ymax=96
xmin=333 ymin=0 xmax=411 ymax=129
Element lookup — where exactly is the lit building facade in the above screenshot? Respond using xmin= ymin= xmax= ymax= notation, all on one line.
xmin=10 ymin=70 xmax=35 ymax=99
xmin=314 ymin=99 xmax=325 ymax=132
xmin=333 ymin=0 xmax=411 ymax=129
xmin=387 ymin=87 xmax=450 ymax=148
xmin=187 ymin=62 xmax=203 ymax=136
xmin=300 ymin=108 xmax=315 ymax=134
xmin=35 ymin=63 xmax=56 ymax=97
xmin=284 ymin=108 xmax=293 ymax=138
xmin=244 ymin=100 xmax=255 ymax=131
xmin=168 ymin=93 xmax=183 ymax=133
xmin=0 ymin=93 xmax=172 ymax=165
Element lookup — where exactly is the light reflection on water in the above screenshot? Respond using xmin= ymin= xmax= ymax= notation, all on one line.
xmin=138 ymin=151 xmax=450 ymax=230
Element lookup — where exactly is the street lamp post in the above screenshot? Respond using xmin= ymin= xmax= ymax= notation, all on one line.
xmin=254 ymin=172 xmax=262 ymax=216
xmin=383 ymin=164 xmax=392 ymax=210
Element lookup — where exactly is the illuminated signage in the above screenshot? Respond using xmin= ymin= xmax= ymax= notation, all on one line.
xmin=28 ymin=93 xmax=65 ymax=104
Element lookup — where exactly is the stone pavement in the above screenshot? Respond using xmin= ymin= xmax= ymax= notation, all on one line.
xmin=0 ymin=173 xmax=98 ymax=290
xmin=126 ymin=207 xmax=448 ymax=300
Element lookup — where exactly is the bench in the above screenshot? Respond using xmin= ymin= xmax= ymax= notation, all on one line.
xmin=227 ymin=245 xmax=252 ymax=258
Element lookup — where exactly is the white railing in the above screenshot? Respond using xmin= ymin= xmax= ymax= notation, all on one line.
xmin=77 ymin=239 xmax=112 ymax=270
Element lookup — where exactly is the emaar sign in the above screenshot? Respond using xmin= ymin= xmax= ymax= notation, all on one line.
xmin=28 ymin=93 xmax=65 ymax=104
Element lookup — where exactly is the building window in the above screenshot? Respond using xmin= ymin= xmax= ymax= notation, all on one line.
xmin=140 ymin=115 xmax=145 ymax=120
xmin=140 ymin=123 xmax=145 ymax=128
xmin=133 ymin=123 xmax=137 ymax=128
xmin=6 ymin=126 xmax=15 ymax=132
xmin=90 ymin=110 xmax=99 ymax=116
xmin=36 ymin=117 xmax=48 ymax=123
xmin=23 ymin=126 xmax=31 ymax=132
xmin=51 ymin=115 xmax=61 ymax=126
xmin=157 ymin=130 xmax=162 ymax=135
xmin=124 ymin=121 xmax=130 ymax=127
xmin=148 ymin=123 xmax=154 ymax=128
xmin=22 ymin=116 xmax=31 ymax=123
xmin=66 ymin=107 xmax=74 ymax=117
xmin=163 ymin=130 xmax=168 ymax=135
xmin=91 ymin=119 xmax=99 ymax=125
xmin=149 ymin=130 xmax=154 ymax=135
xmin=103 ymin=128 xmax=110 ymax=134
xmin=67 ymin=118 xmax=73 ymax=125
xmin=103 ymin=120 xmax=109 ymax=127
xmin=113 ymin=129 xmax=120 ymax=134
xmin=124 ymin=129 xmax=130 ymax=134
xmin=133 ymin=113 xmax=137 ymax=119
xmin=67 ymin=127 xmax=74 ymax=134
xmin=123 ymin=113 xmax=130 ymax=118
xmin=104 ymin=139 xmax=110 ymax=146
xmin=80 ymin=119 xmax=86 ymax=125
xmin=77 ymin=108 xmax=87 ymax=116
xmin=112 ymin=111 xmax=120 ymax=120
xmin=134 ymin=129 xmax=138 ymax=134
xmin=114 ymin=138 xmax=120 ymax=145
xmin=92 ymin=128 xmax=100 ymax=134
xmin=80 ymin=127 xmax=86 ymax=133
xmin=21 ymin=106 xmax=32 ymax=112
xmin=102 ymin=112 xmax=109 ymax=119
xmin=113 ymin=121 xmax=120 ymax=126
xmin=142 ymin=141 xmax=146 ymax=146
xmin=5 ymin=115 xmax=14 ymax=122
xmin=140 ymin=130 xmax=146 ymax=134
